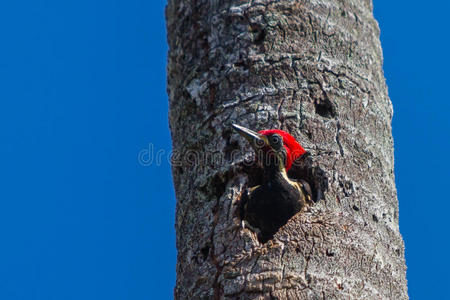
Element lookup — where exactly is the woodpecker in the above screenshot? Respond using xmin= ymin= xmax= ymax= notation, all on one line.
xmin=232 ymin=124 xmax=312 ymax=242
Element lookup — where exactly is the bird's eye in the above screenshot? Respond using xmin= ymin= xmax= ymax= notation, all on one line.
xmin=271 ymin=135 xmax=281 ymax=145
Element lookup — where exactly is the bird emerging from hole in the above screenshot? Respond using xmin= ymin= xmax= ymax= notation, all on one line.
xmin=232 ymin=124 xmax=313 ymax=243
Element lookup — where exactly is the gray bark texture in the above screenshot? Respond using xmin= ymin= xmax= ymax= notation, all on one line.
xmin=166 ymin=0 xmax=408 ymax=299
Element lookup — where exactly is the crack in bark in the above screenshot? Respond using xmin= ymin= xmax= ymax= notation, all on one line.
xmin=336 ymin=121 xmax=345 ymax=157
xmin=277 ymin=96 xmax=286 ymax=128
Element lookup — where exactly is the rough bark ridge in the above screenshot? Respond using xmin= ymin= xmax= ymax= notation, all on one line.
xmin=166 ymin=0 xmax=407 ymax=299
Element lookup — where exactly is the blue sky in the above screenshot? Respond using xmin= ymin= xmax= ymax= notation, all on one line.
xmin=0 ymin=0 xmax=448 ymax=299
xmin=374 ymin=2 xmax=450 ymax=298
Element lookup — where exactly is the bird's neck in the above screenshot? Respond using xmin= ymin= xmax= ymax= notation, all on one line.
xmin=263 ymin=165 xmax=288 ymax=182
xmin=262 ymin=153 xmax=290 ymax=183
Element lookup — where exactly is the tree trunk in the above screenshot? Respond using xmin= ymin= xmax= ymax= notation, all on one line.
xmin=166 ymin=0 xmax=408 ymax=299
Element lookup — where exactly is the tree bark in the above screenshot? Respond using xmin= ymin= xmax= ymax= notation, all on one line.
xmin=166 ymin=0 xmax=408 ymax=299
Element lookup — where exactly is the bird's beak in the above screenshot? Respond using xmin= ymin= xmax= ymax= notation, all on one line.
xmin=232 ymin=124 xmax=269 ymax=149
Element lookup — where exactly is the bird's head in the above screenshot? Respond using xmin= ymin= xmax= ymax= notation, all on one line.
xmin=232 ymin=124 xmax=306 ymax=171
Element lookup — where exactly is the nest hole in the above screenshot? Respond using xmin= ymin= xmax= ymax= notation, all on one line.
xmin=315 ymin=99 xmax=336 ymax=118
xmin=236 ymin=153 xmax=327 ymax=243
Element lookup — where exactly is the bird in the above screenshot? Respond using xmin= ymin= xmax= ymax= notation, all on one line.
xmin=232 ymin=124 xmax=312 ymax=243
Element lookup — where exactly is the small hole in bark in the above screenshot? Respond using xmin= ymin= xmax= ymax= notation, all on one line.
xmin=326 ymin=249 xmax=335 ymax=257
xmin=395 ymin=249 xmax=401 ymax=256
xmin=372 ymin=214 xmax=379 ymax=222
xmin=352 ymin=205 xmax=359 ymax=211
xmin=200 ymin=245 xmax=210 ymax=260
xmin=253 ymin=28 xmax=266 ymax=44
xmin=295 ymin=248 xmax=301 ymax=254
xmin=315 ymin=100 xmax=336 ymax=118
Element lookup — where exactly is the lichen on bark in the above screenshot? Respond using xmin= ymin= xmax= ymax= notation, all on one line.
xmin=166 ymin=0 xmax=408 ymax=299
